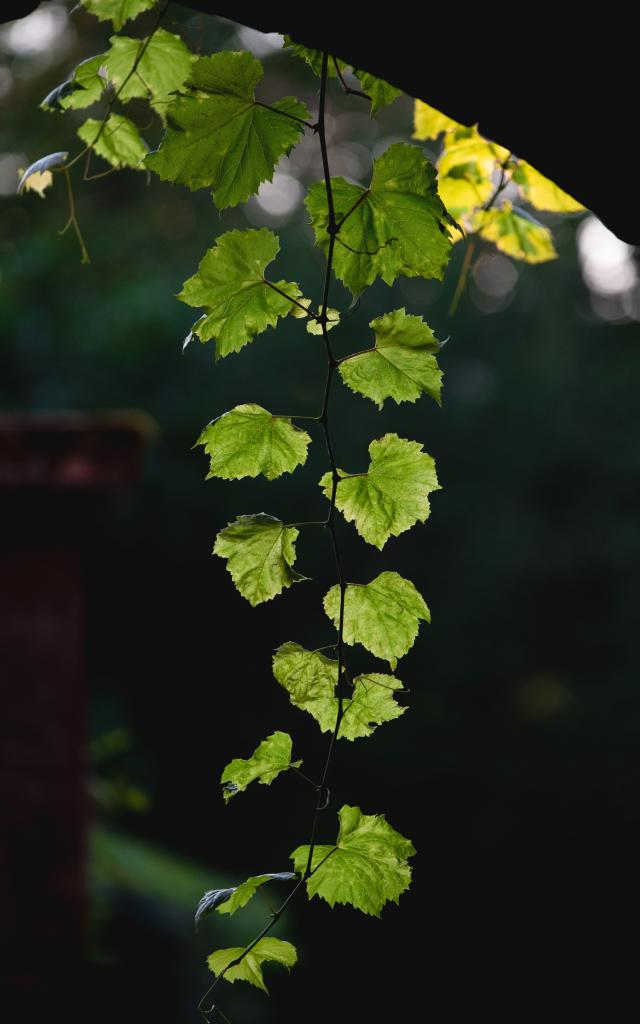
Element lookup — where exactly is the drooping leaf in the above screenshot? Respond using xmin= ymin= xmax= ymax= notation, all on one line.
xmin=77 ymin=113 xmax=148 ymax=169
xmin=306 ymin=142 xmax=453 ymax=295
xmin=177 ymin=228 xmax=302 ymax=359
xmin=18 ymin=168 xmax=53 ymax=197
xmin=146 ymin=51 xmax=308 ymax=208
xmin=195 ymin=872 xmax=296 ymax=922
xmin=291 ymin=805 xmax=415 ymax=916
xmin=439 ymin=124 xmax=510 ymax=179
xmin=283 ymin=37 xmax=345 ymax=77
xmin=283 ymin=39 xmax=400 ymax=115
xmin=339 ymin=308 xmax=442 ymax=409
xmin=512 ymin=160 xmax=585 ymax=213
xmin=195 ymin=887 xmax=236 ymax=922
xmin=207 ymin=937 xmax=297 ymax=993
xmin=213 ymin=513 xmax=307 ymax=606
xmin=475 ymin=201 xmax=557 ymax=263
xmin=102 ymin=29 xmax=194 ymax=115
xmin=324 ymin=571 xmax=430 ymax=668
xmin=41 ymin=55 xmax=107 ymax=111
xmin=220 ymin=731 xmax=301 ymax=803
xmin=352 ymin=69 xmax=401 ymax=114
xmin=196 ymin=405 xmax=310 ymax=481
xmin=273 ymin=642 xmax=406 ymax=741
xmin=80 ymin=0 xmax=157 ymax=31
xmin=17 ymin=152 xmax=67 ymax=193
xmin=438 ymin=162 xmax=494 ymax=220
xmin=413 ymin=99 xmax=461 ymax=140
xmin=320 ymin=434 xmax=439 ymax=549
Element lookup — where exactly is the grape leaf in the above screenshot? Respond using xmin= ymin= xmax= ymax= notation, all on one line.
xmin=220 ymin=731 xmax=301 ymax=803
xmin=413 ymin=99 xmax=461 ymax=140
xmin=102 ymin=29 xmax=194 ymax=115
xmin=77 ymin=114 xmax=148 ymax=169
xmin=18 ymin=168 xmax=53 ymax=197
xmin=80 ymin=0 xmax=157 ymax=31
xmin=439 ymin=124 xmax=510 ymax=179
xmin=438 ymin=163 xmax=494 ymax=221
xmin=273 ymin=642 xmax=405 ymax=741
xmin=283 ymin=37 xmax=345 ymax=77
xmin=213 ymin=872 xmax=297 ymax=917
xmin=146 ymin=51 xmax=308 ymax=208
xmin=42 ymin=55 xmax=107 ymax=111
xmin=213 ymin=513 xmax=307 ymax=606
xmin=352 ymin=69 xmax=401 ymax=114
xmin=320 ymin=434 xmax=439 ymax=549
xmin=339 ymin=308 xmax=442 ymax=409
xmin=291 ymin=299 xmax=340 ymax=334
xmin=512 ymin=161 xmax=585 ymax=213
xmin=475 ymin=202 xmax=557 ymax=263
xmin=324 ymin=571 xmax=430 ymax=668
xmin=177 ymin=228 xmax=302 ymax=359
xmin=196 ymin=405 xmax=310 ymax=481
xmin=207 ymin=937 xmax=297 ymax=993
xmin=291 ymin=805 xmax=415 ymax=916
xmin=306 ymin=143 xmax=454 ymax=295
xmin=17 ymin=152 xmax=67 ymax=194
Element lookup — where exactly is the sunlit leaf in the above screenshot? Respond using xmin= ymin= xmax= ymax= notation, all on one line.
xmin=214 ymin=872 xmax=297 ymax=916
xmin=42 ymin=55 xmax=107 ymax=111
xmin=413 ymin=99 xmax=461 ymax=140
xmin=439 ymin=124 xmax=510 ymax=179
xmin=352 ymin=69 xmax=401 ymax=114
xmin=220 ymin=731 xmax=301 ymax=803
xmin=207 ymin=937 xmax=297 ymax=993
xmin=283 ymin=37 xmax=345 ymax=77
xmin=102 ymin=29 xmax=194 ymax=116
xmin=196 ymin=405 xmax=310 ymax=481
xmin=18 ymin=168 xmax=53 ymax=197
xmin=291 ymin=299 xmax=340 ymax=334
xmin=213 ymin=513 xmax=307 ymax=606
xmin=291 ymin=805 xmax=415 ymax=916
xmin=475 ymin=201 xmax=557 ymax=263
xmin=17 ymin=151 xmax=67 ymax=194
xmin=512 ymin=160 xmax=585 ymax=213
xmin=78 ymin=113 xmax=148 ymax=169
xmin=80 ymin=0 xmax=157 ymax=31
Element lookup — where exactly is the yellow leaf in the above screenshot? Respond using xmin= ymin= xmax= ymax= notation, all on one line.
xmin=513 ymin=160 xmax=585 ymax=213
xmin=17 ymin=168 xmax=53 ymax=198
xmin=413 ymin=99 xmax=461 ymax=140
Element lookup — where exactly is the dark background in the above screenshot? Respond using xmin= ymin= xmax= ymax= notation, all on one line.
xmin=2 ymin=4 xmax=640 ymax=1021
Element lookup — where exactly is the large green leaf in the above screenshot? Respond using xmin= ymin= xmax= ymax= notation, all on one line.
xmin=102 ymin=29 xmax=194 ymax=115
xmin=220 ymin=731 xmax=301 ymax=803
xmin=320 ymin=434 xmax=439 ymax=549
xmin=196 ymin=405 xmax=310 ymax=481
xmin=146 ymin=51 xmax=308 ymax=208
xmin=475 ymin=202 xmax=557 ymax=263
xmin=80 ymin=0 xmax=157 ymax=31
xmin=339 ymin=308 xmax=442 ymax=409
xmin=291 ymin=805 xmax=415 ymax=916
xmin=512 ymin=161 xmax=585 ymax=213
xmin=77 ymin=113 xmax=147 ymax=169
xmin=213 ymin=513 xmax=307 ymax=606
xmin=324 ymin=571 xmax=429 ymax=668
xmin=207 ymin=937 xmax=297 ymax=993
xmin=178 ymin=228 xmax=302 ymax=360
xmin=273 ymin=642 xmax=405 ymax=740
xmin=306 ymin=143 xmax=453 ymax=295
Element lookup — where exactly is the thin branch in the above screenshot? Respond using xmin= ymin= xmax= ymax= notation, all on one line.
xmin=333 ymin=56 xmax=370 ymax=101
xmin=58 ymin=166 xmax=90 ymax=264
xmin=262 ymin=278 xmax=318 ymax=318
xmin=335 ymin=188 xmax=370 ymax=231
xmin=254 ymin=99 xmax=316 ymax=130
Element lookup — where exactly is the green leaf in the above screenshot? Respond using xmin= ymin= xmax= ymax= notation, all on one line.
xmin=102 ymin=29 xmax=194 ymax=115
xmin=177 ymin=228 xmax=302 ymax=359
xmin=439 ymin=124 xmax=510 ymax=179
xmin=339 ymin=308 xmax=442 ymax=409
xmin=306 ymin=142 xmax=453 ymax=295
xmin=413 ymin=99 xmax=461 ymax=140
xmin=213 ymin=513 xmax=307 ymax=606
xmin=80 ymin=0 xmax=157 ymax=31
xmin=77 ymin=113 xmax=148 ymax=169
xmin=291 ymin=298 xmax=340 ymax=335
xmin=320 ymin=434 xmax=439 ymax=549
xmin=352 ymin=69 xmax=401 ymax=114
xmin=324 ymin=571 xmax=430 ymax=668
xmin=146 ymin=51 xmax=308 ymax=208
xmin=215 ymin=872 xmax=297 ymax=916
xmin=196 ymin=405 xmax=310 ymax=481
xmin=512 ymin=160 xmax=585 ymax=213
xmin=42 ymin=55 xmax=107 ymax=111
xmin=438 ymin=164 xmax=494 ymax=222
xmin=283 ymin=39 xmax=400 ymax=115
xmin=283 ymin=37 xmax=345 ymax=77
xmin=273 ymin=642 xmax=406 ymax=741
xmin=291 ymin=805 xmax=415 ymax=916
xmin=220 ymin=731 xmax=301 ymax=803
xmin=207 ymin=937 xmax=297 ymax=993
xmin=475 ymin=201 xmax=557 ymax=263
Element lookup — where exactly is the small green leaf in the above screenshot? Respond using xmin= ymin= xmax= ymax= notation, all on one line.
xmin=283 ymin=37 xmax=345 ymax=77
xmin=306 ymin=142 xmax=453 ymax=295
xmin=42 ymin=55 xmax=107 ymax=111
xmin=146 ymin=51 xmax=308 ymax=208
xmin=102 ymin=29 xmax=194 ymax=116
xmin=213 ymin=513 xmax=307 ymax=606
xmin=196 ymin=405 xmax=310 ymax=481
xmin=220 ymin=731 xmax=301 ymax=803
xmin=178 ymin=228 xmax=302 ymax=359
xmin=80 ymin=0 xmax=157 ymax=31
xmin=413 ymin=99 xmax=461 ymax=140
xmin=352 ymin=69 xmax=401 ymax=114
xmin=320 ymin=434 xmax=439 ymax=549
xmin=475 ymin=201 xmax=557 ymax=263
xmin=324 ymin=571 xmax=430 ymax=668
xmin=207 ymin=937 xmax=297 ymax=993
xmin=291 ymin=805 xmax=415 ymax=916
xmin=512 ymin=160 xmax=585 ymax=213
xmin=273 ymin=642 xmax=406 ymax=740
xmin=77 ymin=113 xmax=148 ymax=169
xmin=291 ymin=298 xmax=340 ymax=335
xmin=215 ymin=872 xmax=297 ymax=916
xmin=339 ymin=308 xmax=442 ymax=409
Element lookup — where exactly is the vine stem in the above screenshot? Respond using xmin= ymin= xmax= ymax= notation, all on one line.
xmin=198 ymin=51 xmax=348 ymax=1023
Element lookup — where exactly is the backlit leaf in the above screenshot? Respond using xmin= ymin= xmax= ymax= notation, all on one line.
xmin=413 ymin=99 xmax=461 ymax=140
xmin=42 ymin=55 xmax=106 ymax=111
xmin=352 ymin=69 xmax=401 ymax=114
xmin=512 ymin=160 xmax=585 ymax=213
xmin=220 ymin=731 xmax=301 ymax=803
xmin=320 ymin=434 xmax=440 ymax=549
xmin=324 ymin=571 xmax=430 ymax=668
xmin=214 ymin=872 xmax=297 ymax=916
xmin=339 ymin=308 xmax=442 ymax=409
xmin=475 ymin=201 xmax=557 ymax=263
xmin=77 ymin=113 xmax=147 ymax=169
xmin=17 ymin=151 xmax=67 ymax=193
xmin=291 ymin=805 xmax=415 ymax=916
xmin=80 ymin=0 xmax=157 ymax=31
xmin=207 ymin=937 xmax=297 ymax=993
xmin=178 ymin=228 xmax=302 ymax=359
xmin=102 ymin=29 xmax=194 ymax=115
xmin=213 ymin=513 xmax=307 ymax=606
xmin=196 ymin=405 xmax=310 ymax=481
